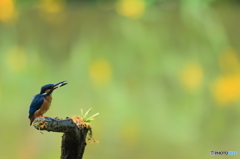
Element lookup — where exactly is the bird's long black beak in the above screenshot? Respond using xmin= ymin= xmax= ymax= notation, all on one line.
xmin=52 ymin=81 xmax=68 ymax=90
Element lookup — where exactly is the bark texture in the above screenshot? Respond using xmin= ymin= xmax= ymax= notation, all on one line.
xmin=33 ymin=117 xmax=90 ymax=159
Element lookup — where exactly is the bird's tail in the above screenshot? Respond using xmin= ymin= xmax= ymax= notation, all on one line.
xmin=28 ymin=114 xmax=34 ymax=125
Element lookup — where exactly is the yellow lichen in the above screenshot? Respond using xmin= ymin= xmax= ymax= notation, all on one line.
xmin=70 ymin=116 xmax=98 ymax=143
xmin=70 ymin=116 xmax=90 ymax=128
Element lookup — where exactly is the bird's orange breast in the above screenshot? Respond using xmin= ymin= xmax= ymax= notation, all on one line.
xmin=33 ymin=95 xmax=52 ymax=117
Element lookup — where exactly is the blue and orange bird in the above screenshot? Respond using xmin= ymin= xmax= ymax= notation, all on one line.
xmin=28 ymin=81 xmax=68 ymax=125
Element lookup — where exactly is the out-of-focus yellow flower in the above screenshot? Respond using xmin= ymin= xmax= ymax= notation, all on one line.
xmin=121 ymin=122 xmax=138 ymax=146
xmin=89 ymin=59 xmax=112 ymax=87
xmin=115 ymin=0 xmax=145 ymax=19
xmin=39 ymin=0 xmax=65 ymax=14
xmin=0 ymin=0 xmax=17 ymax=24
xmin=212 ymin=75 xmax=240 ymax=105
xmin=212 ymin=48 xmax=240 ymax=105
xmin=180 ymin=61 xmax=203 ymax=92
xmin=38 ymin=0 xmax=66 ymax=23
xmin=0 ymin=84 xmax=2 ymax=102
xmin=7 ymin=46 xmax=27 ymax=73
xmin=219 ymin=48 xmax=240 ymax=73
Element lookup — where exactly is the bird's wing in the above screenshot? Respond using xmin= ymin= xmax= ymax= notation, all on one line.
xmin=29 ymin=94 xmax=44 ymax=115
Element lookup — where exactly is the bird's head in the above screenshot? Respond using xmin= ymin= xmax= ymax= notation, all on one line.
xmin=40 ymin=81 xmax=68 ymax=94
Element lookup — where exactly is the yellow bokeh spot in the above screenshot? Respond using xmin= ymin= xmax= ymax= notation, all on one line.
xmin=212 ymin=48 xmax=240 ymax=105
xmin=212 ymin=75 xmax=240 ymax=105
xmin=39 ymin=0 xmax=65 ymax=14
xmin=0 ymin=0 xmax=17 ymax=24
xmin=116 ymin=0 xmax=145 ymax=19
xmin=0 ymin=84 xmax=2 ymax=102
xmin=219 ymin=48 xmax=240 ymax=73
xmin=7 ymin=46 xmax=27 ymax=73
xmin=121 ymin=123 xmax=138 ymax=146
xmin=180 ymin=62 xmax=203 ymax=92
xmin=89 ymin=59 xmax=112 ymax=86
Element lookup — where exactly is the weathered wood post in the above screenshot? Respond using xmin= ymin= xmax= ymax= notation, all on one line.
xmin=33 ymin=116 xmax=93 ymax=159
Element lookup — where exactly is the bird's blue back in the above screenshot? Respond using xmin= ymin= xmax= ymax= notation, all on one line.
xmin=29 ymin=94 xmax=45 ymax=115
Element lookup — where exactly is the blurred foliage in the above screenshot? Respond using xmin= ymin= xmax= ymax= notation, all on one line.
xmin=1 ymin=0 xmax=240 ymax=159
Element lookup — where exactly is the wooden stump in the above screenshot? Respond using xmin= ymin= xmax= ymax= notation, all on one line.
xmin=33 ymin=117 xmax=91 ymax=159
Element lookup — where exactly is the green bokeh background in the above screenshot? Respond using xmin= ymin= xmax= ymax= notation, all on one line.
xmin=1 ymin=0 xmax=240 ymax=159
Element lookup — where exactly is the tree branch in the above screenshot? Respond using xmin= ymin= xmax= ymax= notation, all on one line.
xmin=33 ymin=116 xmax=90 ymax=159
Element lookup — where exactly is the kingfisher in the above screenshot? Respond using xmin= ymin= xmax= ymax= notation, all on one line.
xmin=28 ymin=81 xmax=68 ymax=125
